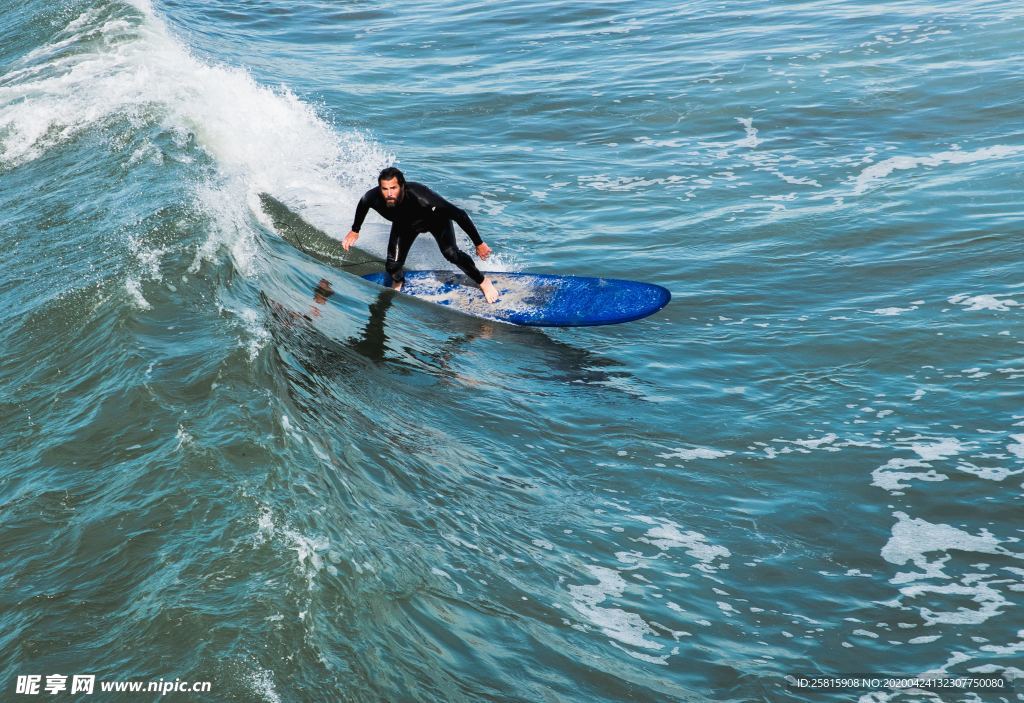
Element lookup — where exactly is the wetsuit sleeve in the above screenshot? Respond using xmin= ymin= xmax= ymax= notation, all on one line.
xmin=448 ymin=202 xmax=483 ymax=247
xmin=413 ymin=183 xmax=484 ymax=246
xmin=350 ymin=188 xmax=376 ymax=233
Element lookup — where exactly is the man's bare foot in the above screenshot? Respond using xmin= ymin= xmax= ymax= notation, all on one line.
xmin=391 ymin=280 xmax=403 ymax=292
xmin=480 ymin=278 xmax=499 ymax=304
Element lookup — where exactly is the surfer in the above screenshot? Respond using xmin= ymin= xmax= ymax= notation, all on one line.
xmin=342 ymin=167 xmax=500 ymax=303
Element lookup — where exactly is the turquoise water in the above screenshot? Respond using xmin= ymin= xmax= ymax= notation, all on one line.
xmin=2 ymin=1 xmax=1023 ymax=701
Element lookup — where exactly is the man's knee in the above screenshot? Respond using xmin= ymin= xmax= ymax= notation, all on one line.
xmin=440 ymin=246 xmax=463 ymax=263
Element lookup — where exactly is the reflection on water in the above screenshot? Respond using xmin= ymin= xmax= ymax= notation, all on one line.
xmin=263 ymin=276 xmax=650 ymax=406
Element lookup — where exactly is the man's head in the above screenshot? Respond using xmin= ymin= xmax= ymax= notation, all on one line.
xmin=378 ymin=167 xmax=405 ymax=207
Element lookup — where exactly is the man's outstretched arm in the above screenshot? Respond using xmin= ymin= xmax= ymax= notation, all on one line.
xmin=412 ymin=184 xmax=486 ymax=249
xmin=343 ymin=190 xmax=374 ymax=251
xmin=455 ymin=206 xmax=491 ymax=259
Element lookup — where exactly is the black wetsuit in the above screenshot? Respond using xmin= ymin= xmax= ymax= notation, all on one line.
xmin=350 ymin=182 xmax=485 ymax=285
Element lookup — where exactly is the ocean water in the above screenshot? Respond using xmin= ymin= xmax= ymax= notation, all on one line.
xmin=2 ymin=0 xmax=1023 ymax=701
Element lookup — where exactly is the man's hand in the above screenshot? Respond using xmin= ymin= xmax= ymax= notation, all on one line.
xmin=342 ymin=230 xmax=359 ymax=251
xmin=476 ymin=242 xmax=492 ymax=260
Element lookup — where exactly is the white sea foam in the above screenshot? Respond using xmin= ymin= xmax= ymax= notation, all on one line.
xmin=880 ymin=512 xmax=1023 ymax=630
xmin=568 ymin=565 xmax=663 ymax=652
xmin=853 ymin=145 xmax=1024 ymax=195
xmin=1008 ymin=435 xmax=1024 ymax=459
xmin=0 ymin=1 xmax=390 ymax=271
xmin=657 ymin=446 xmax=733 ymax=461
xmin=948 ymin=293 xmax=1020 ymax=312
xmin=280 ymin=527 xmax=330 ymax=590
xmin=237 ymin=306 xmax=271 ymax=361
xmin=173 ymin=425 xmax=193 ymax=450
xmin=735 ymin=118 xmax=762 ymax=148
xmin=643 ymin=524 xmax=730 ymax=563
xmin=577 ymin=173 xmax=686 ymax=192
xmin=634 ymin=135 xmax=688 ymax=149
xmin=902 ymin=579 xmax=1011 ymax=626
xmin=909 ymin=437 xmax=969 ymax=462
xmin=868 ymin=437 xmax=970 ymax=491
xmin=956 ymin=462 xmax=1024 ymax=482
xmin=717 ymin=601 xmax=738 ymax=615
xmin=246 ymin=667 xmax=281 ymax=703
xmin=631 ymin=515 xmax=731 ymax=569
xmin=978 ymin=631 xmax=1024 ymax=656
xmin=124 ymin=277 xmax=151 ymax=309
xmin=881 ymin=512 xmax=1008 ymax=583
xmin=852 ymin=628 xmax=878 ymax=639
xmin=793 ymin=433 xmax=838 ymax=450
xmin=254 ymin=504 xmax=275 ymax=546
xmin=774 ymin=171 xmax=821 ymax=187
xmin=251 ymin=503 xmax=329 ymax=590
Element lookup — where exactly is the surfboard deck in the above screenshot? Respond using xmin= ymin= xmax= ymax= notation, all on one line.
xmin=361 ymin=271 xmax=670 ymax=327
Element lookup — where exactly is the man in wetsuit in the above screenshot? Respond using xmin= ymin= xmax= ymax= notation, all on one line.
xmin=342 ymin=167 xmax=499 ymax=303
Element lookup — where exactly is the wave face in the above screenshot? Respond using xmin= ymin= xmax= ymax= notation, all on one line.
xmin=2 ymin=0 xmax=1023 ymax=700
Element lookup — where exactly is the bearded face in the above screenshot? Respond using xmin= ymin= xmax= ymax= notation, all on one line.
xmin=379 ymin=177 xmax=403 ymax=207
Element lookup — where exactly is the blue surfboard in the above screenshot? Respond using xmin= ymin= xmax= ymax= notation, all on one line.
xmin=361 ymin=271 xmax=670 ymax=327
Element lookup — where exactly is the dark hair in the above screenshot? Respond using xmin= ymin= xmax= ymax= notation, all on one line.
xmin=378 ymin=167 xmax=405 ymax=185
